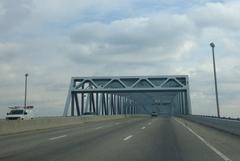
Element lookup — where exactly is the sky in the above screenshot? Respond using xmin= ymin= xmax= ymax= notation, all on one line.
xmin=0 ymin=0 xmax=240 ymax=118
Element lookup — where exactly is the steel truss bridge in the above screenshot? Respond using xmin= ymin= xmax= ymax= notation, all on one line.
xmin=63 ymin=75 xmax=191 ymax=116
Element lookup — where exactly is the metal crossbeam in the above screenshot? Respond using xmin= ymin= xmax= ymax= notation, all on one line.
xmin=63 ymin=75 xmax=191 ymax=116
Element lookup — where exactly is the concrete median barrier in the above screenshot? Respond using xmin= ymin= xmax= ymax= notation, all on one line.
xmin=180 ymin=115 xmax=240 ymax=136
xmin=0 ymin=115 xmax=146 ymax=135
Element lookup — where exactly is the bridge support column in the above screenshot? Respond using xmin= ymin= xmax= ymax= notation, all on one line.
xmin=113 ymin=94 xmax=116 ymax=115
xmin=96 ymin=93 xmax=99 ymax=115
xmin=90 ymin=93 xmax=95 ymax=113
xmin=102 ymin=93 xmax=105 ymax=115
xmin=75 ymin=93 xmax=80 ymax=116
xmin=110 ymin=94 xmax=113 ymax=115
xmin=184 ymin=91 xmax=189 ymax=114
xmin=117 ymin=95 xmax=121 ymax=114
xmin=181 ymin=92 xmax=184 ymax=115
xmin=81 ymin=93 xmax=84 ymax=115
xmin=106 ymin=93 xmax=109 ymax=115
xmin=185 ymin=92 xmax=187 ymax=115
xmin=71 ymin=92 xmax=75 ymax=116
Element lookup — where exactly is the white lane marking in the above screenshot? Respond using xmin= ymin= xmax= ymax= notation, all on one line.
xmin=175 ymin=118 xmax=232 ymax=161
xmin=49 ymin=135 xmax=67 ymax=141
xmin=148 ymin=122 xmax=152 ymax=125
xmin=141 ymin=126 xmax=146 ymax=130
xmin=95 ymin=126 xmax=104 ymax=130
xmin=123 ymin=135 xmax=133 ymax=141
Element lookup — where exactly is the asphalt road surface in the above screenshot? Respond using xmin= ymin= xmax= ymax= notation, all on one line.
xmin=0 ymin=116 xmax=239 ymax=161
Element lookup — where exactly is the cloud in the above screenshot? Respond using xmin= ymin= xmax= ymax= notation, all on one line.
xmin=0 ymin=42 xmax=22 ymax=62
xmin=190 ymin=1 xmax=240 ymax=30
xmin=0 ymin=0 xmax=33 ymax=34
xmin=70 ymin=14 xmax=196 ymax=65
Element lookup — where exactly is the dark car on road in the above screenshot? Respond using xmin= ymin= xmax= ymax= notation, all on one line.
xmin=151 ymin=112 xmax=158 ymax=117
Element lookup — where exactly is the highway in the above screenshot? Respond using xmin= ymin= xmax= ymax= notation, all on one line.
xmin=0 ymin=116 xmax=239 ymax=161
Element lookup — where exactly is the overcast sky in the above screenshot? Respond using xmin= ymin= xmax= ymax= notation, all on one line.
xmin=0 ymin=0 xmax=239 ymax=118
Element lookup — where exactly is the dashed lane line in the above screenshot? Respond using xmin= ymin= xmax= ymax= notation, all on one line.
xmin=123 ymin=135 xmax=133 ymax=141
xmin=48 ymin=135 xmax=67 ymax=141
xmin=95 ymin=126 xmax=104 ymax=130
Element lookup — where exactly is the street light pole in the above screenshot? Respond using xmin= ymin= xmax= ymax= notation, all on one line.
xmin=24 ymin=73 xmax=29 ymax=109
xmin=210 ymin=42 xmax=220 ymax=117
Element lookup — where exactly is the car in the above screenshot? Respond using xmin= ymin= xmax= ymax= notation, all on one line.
xmin=151 ymin=111 xmax=158 ymax=117
xmin=6 ymin=106 xmax=34 ymax=120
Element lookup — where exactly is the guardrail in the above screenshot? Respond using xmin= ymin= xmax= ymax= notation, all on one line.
xmin=195 ymin=115 xmax=240 ymax=121
xmin=180 ymin=115 xmax=240 ymax=136
xmin=0 ymin=115 xmax=146 ymax=135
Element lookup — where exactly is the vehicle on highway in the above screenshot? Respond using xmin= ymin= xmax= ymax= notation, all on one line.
xmin=6 ymin=106 xmax=34 ymax=120
xmin=151 ymin=111 xmax=158 ymax=117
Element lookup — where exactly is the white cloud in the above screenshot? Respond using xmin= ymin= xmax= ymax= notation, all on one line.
xmin=70 ymin=14 xmax=196 ymax=63
xmin=190 ymin=1 xmax=240 ymax=30
xmin=0 ymin=0 xmax=33 ymax=34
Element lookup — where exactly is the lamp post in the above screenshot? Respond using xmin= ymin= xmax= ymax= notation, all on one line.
xmin=24 ymin=73 xmax=29 ymax=109
xmin=210 ymin=42 xmax=220 ymax=117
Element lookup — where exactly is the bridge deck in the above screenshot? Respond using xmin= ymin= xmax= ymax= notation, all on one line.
xmin=0 ymin=116 xmax=239 ymax=161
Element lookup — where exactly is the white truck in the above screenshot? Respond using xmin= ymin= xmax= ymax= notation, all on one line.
xmin=6 ymin=106 xmax=34 ymax=120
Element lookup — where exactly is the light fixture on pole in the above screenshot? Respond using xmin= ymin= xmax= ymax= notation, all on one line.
xmin=210 ymin=42 xmax=220 ymax=117
xmin=24 ymin=73 xmax=29 ymax=109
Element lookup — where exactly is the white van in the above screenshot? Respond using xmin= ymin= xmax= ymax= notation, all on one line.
xmin=6 ymin=106 xmax=34 ymax=120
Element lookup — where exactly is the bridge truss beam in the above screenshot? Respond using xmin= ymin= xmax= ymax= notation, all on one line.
xmin=63 ymin=75 xmax=191 ymax=116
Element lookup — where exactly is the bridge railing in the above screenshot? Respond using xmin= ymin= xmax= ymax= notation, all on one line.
xmin=193 ymin=115 xmax=240 ymax=121
xmin=179 ymin=115 xmax=240 ymax=136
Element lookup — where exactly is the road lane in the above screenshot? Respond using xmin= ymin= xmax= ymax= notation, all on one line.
xmin=0 ymin=117 xmax=150 ymax=161
xmin=175 ymin=118 xmax=232 ymax=161
xmin=177 ymin=117 xmax=240 ymax=161
xmin=81 ymin=116 xmax=223 ymax=161
xmin=0 ymin=116 xmax=239 ymax=161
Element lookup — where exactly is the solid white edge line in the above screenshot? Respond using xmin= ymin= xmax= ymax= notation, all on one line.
xmin=49 ymin=135 xmax=67 ymax=141
xmin=123 ymin=135 xmax=133 ymax=141
xmin=174 ymin=118 xmax=232 ymax=161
